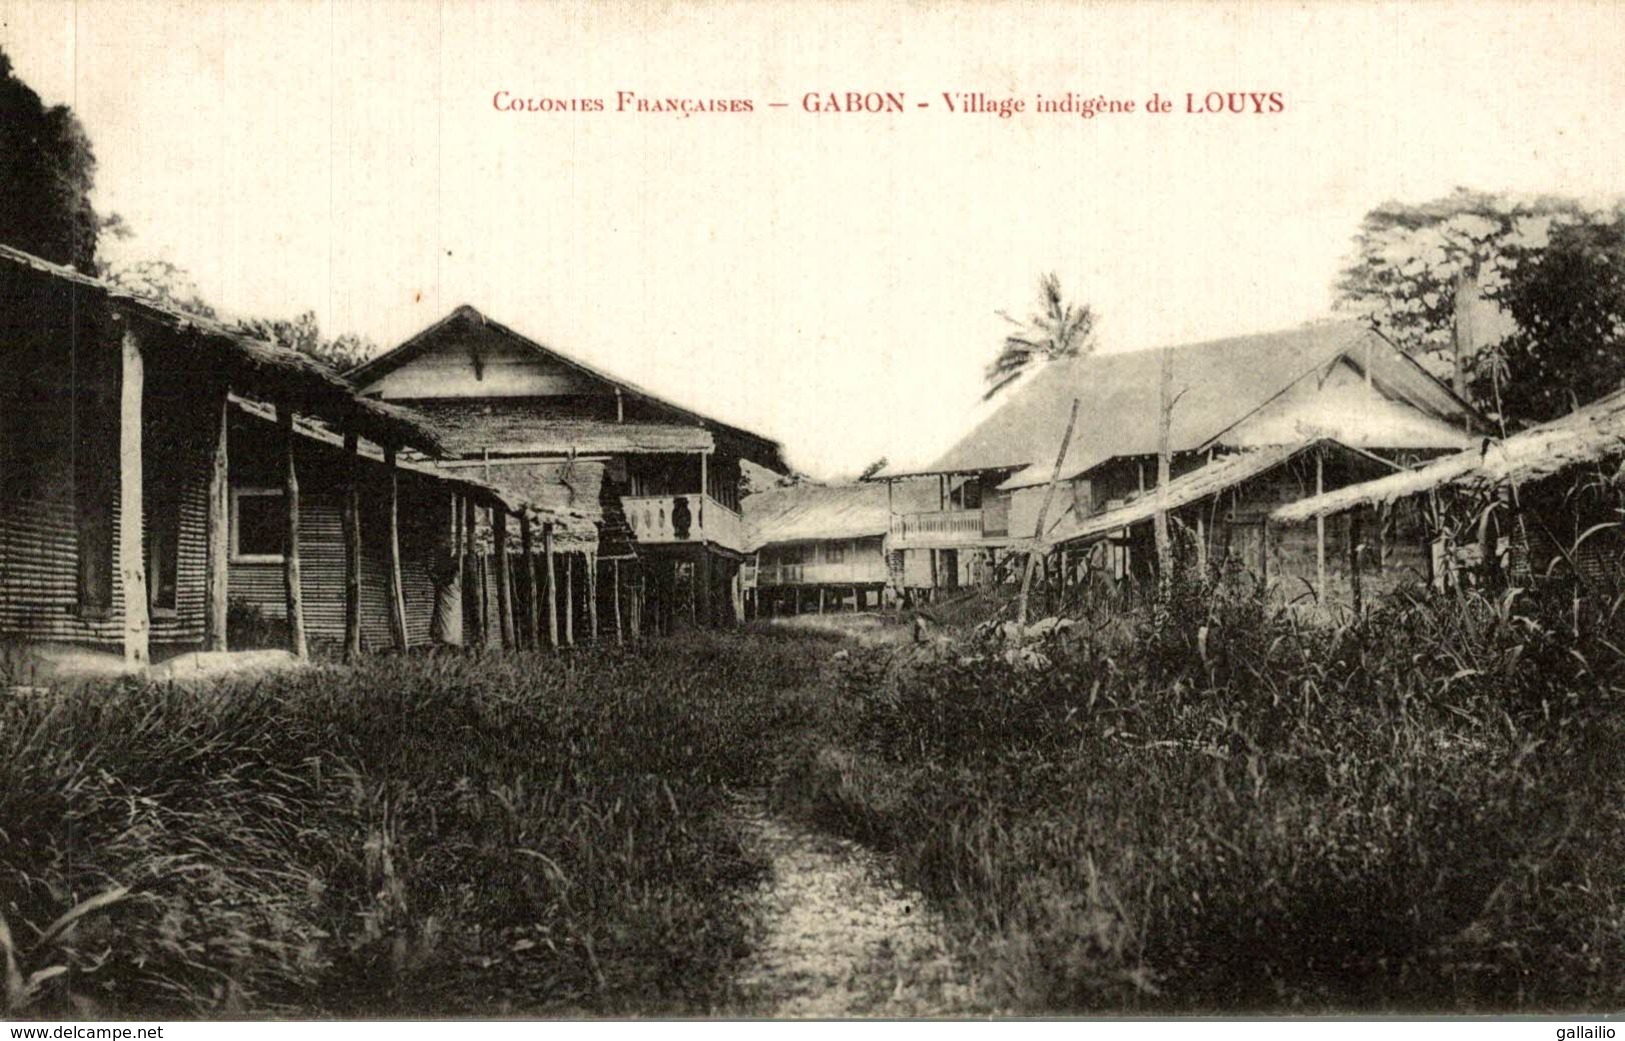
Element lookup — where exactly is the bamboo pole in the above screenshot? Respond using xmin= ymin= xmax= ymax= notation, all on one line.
xmin=612 ymin=558 xmax=623 ymax=645
xmin=343 ymin=431 xmax=363 ymax=661
xmin=1017 ymin=398 xmax=1081 ymax=626
xmin=277 ymin=403 xmax=307 ymax=659
xmin=1349 ymin=509 xmax=1363 ymax=617
xmin=385 ymin=445 xmax=409 ymax=653
xmin=543 ymin=522 xmax=559 ymax=649
xmin=205 ymin=391 xmax=230 ymax=653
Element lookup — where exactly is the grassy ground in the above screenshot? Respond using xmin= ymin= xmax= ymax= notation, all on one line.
xmin=0 ymin=630 xmax=834 ymax=1018
xmin=776 ymin=579 xmax=1625 ymax=1014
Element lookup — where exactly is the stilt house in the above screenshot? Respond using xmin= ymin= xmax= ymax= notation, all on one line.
xmin=0 ymin=243 xmax=558 ymax=678
xmin=346 ymin=305 xmax=788 ymax=639
xmin=880 ymin=321 xmax=1479 ymax=608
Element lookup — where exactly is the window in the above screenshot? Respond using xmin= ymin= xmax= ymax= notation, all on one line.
xmin=146 ymin=509 xmax=180 ymax=615
xmin=74 ymin=366 xmax=117 ymax=616
xmin=823 ymin=541 xmax=848 ymax=564
xmin=232 ymin=488 xmax=285 ymax=562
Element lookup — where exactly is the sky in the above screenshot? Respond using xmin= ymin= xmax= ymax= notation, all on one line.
xmin=3 ymin=0 xmax=1623 ymax=478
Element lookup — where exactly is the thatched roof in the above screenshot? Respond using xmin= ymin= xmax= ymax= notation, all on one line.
xmin=888 ymin=321 xmax=1471 ymax=486
xmin=1273 ymin=389 xmax=1625 ymax=523
xmin=0 ymin=242 xmax=446 ymax=455
xmin=348 ymin=304 xmax=783 ymax=469
xmin=402 ymin=400 xmax=714 ymax=456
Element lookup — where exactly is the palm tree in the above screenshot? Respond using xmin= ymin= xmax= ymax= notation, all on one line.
xmin=984 ymin=272 xmax=1096 ymax=401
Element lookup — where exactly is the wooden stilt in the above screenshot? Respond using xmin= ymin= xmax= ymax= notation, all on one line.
xmin=1349 ymin=509 xmax=1364 ymax=617
xmin=520 ymin=512 xmax=537 ymax=650
xmin=119 ymin=326 xmax=150 ymax=665
xmin=543 ymin=522 xmax=559 ymax=649
xmin=277 ymin=403 xmax=307 ymax=659
xmin=493 ymin=507 xmax=514 ymax=649
xmin=563 ymin=552 xmax=575 ymax=647
xmin=464 ymin=496 xmax=483 ymax=647
xmin=612 ymin=559 xmax=623 ymax=645
xmin=587 ymin=551 xmax=600 ymax=642
xmin=343 ymin=431 xmax=363 ymax=661
xmin=205 ymin=391 xmax=230 ymax=653
xmin=385 ymin=445 xmax=409 ymax=653
xmin=818 ymin=586 xmax=825 ymax=614
xmin=1315 ymin=449 xmax=1327 ymax=605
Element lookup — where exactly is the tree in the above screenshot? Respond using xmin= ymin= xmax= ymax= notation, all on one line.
xmin=238 ymin=311 xmax=379 ymax=374
xmin=857 ymin=457 xmax=889 ymax=482
xmin=100 ymin=258 xmax=219 ymax=318
xmin=1475 ymin=208 xmax=1625 ymax=426
xmin=1336 ymin=188 xmax=1576 ymax=401
xmin=0 ymin=47 xmax=101 ymax=271
xmin=985 ymin=272 xmax=1096 ymax=401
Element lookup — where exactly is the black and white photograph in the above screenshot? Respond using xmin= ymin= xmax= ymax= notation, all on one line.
xmin=2 ymin=0 xmax=1624 ymax=1029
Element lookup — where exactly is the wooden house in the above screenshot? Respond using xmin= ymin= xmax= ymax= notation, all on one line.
xmin=741 ymin=480 xmax=936 ymax=615
xmin=347 ymin=305 xmax=788 ymax=637
xmin=0 ymin=243 xmax=554 ymax=677
xmin=1274 ymin=385 xmax=1625 ymax=600
xmin=880 ymin=322 xmax=1479 ymax=606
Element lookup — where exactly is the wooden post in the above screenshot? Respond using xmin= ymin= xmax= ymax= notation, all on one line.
xmin=277 ymin=403 xmax=307 ymax=659
xmin=343 ymin=431 xmax=363 ymax=661
xmin=463 ymin=495 xmax=483 ymax=647
xmin=818 ymin=586 xmax=825 ymax=614
xmin=1349 ymin=509 xmax=1364 ymax=617
xmin=698 ymin=453 xmax=709 ymax=541
xmin=1018 ymin=398 xmax=1081 ymax=626
xmin=520 ymin=512 xmax=537 ymax=650
xmin=493 ymin=506 xmax=515 ymax=649
xmin=543 ymin=522 xmax=559 ymax=649
xmin=204 ymin=391 xmax=230 ymax=653
xmin=1195 ymin=514 xmax=1208 ymax=580
xmin=563 ymin=552 xmax=575 ymax=647
xmin=1315 ymin=448 xmax=1328 ymax=605
xmin=612 ymin=559 xmax=623 ymax=644
xmin=1154 ymin=346 xmax=1174 ymax=584
xmin=587 ymin=550 xmax=600 ymax=642
xmin=384 ymin=445 xmax=409 ymax=653
xmin=119 ymin=326 xmax=150 ymax=666
xmin=697 ymin=550 xmax=711 ymax=626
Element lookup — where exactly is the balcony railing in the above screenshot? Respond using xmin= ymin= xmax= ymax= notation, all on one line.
xmin=623 ymin=494 xmax=747 ymax=553
xmin=753 ymin=561 xmax=889 ymax=587
xmin=889 ymin=508 xmax=987 ymax=544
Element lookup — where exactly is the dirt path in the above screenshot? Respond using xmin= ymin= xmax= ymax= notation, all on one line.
xmin=728 ymin=790 xmax=987 ymax=1018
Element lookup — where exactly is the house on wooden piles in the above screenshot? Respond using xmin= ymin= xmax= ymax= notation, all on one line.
xmin=346 ymin=305 xmax=789 ymax=639
xmin=878 ymin=321 xmax=1480 ymax=608
xmin=0 ymin=243 xmax=558 ymax=678
xmin=740 ymin=480 xmax=938 ymax=616
xmin=1274 ymin=385 xmax=1625 ymax=601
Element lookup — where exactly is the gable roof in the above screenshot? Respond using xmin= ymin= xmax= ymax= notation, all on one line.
xmin=347 ymin=304 xmax=784 ymax=468
xmin=0 ymin=242 xmax=447 ymax=455
xmin=1273 ymin=386 xmax=1625 ymax=523
xmin=892 ymin=321 xmax=1473 ymax=486
xmin=401 ymin=400 xmax=714 ymax=457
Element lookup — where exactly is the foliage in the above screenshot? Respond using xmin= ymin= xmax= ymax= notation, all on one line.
xmin=0 ymin=633 xmax=823 ymax=1016
xmin=238 ymin=311 xmax=379 ymax=375
xmin=1474 ymin=210 xmax=1625 ymax=426
xmin=786 ymin=575 xmax=1625 ymax=1013
xmin=99 ymin=258 xmax=220 ymax=319
xmin=985 ymin=273 xmax=1096 ymax=401
xmin=0 ymin=47 xmax=101 ymax=272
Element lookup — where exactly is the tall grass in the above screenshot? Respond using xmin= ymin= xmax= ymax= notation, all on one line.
xmin=782 ymin=577 xmax=1625 ymax=1013
xmin=0 ymin=633 xmax=823 ymax=1017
